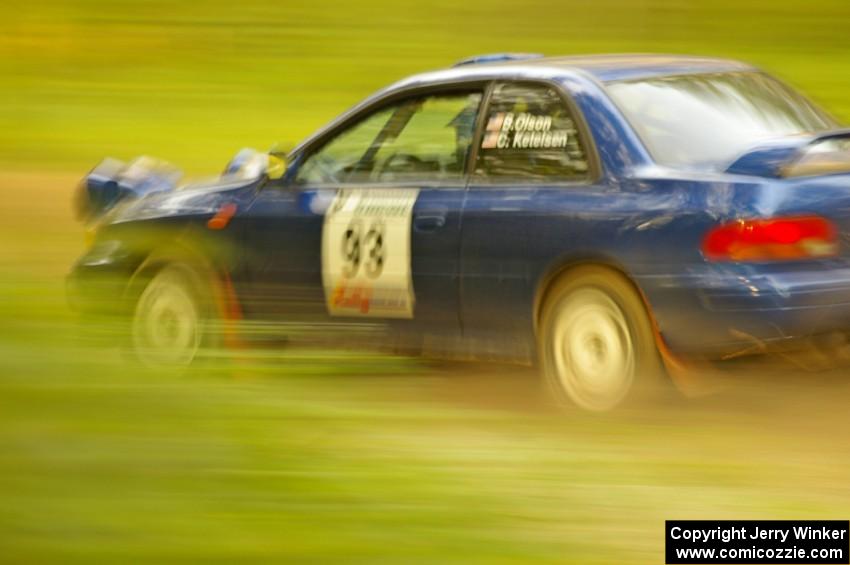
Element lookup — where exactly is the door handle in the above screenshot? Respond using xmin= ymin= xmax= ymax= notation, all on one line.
xmin=413 ymin=212 xmax=447 ymax=232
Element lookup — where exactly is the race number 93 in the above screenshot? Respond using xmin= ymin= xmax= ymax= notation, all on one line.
xmin=322 ymin=188 xmax=418 ymax=318
xmin=341 ymin=219 xmax=384 ymax=279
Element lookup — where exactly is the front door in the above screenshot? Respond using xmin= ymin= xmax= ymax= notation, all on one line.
xmin=241 ymin=88 xmax=484 ymax=335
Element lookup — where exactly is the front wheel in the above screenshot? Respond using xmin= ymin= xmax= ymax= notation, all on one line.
xmin=131 ymin=264 xmax=217 ymax=369
xmin=538 ymin=266 xmax=666 ymax=411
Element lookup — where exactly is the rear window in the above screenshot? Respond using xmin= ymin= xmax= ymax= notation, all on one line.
xmin=606 ymin=72 xmax=837 ymax=170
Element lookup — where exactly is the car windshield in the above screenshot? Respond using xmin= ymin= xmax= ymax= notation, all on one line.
xmin=606 ymin=72 xmax=838 ymax=170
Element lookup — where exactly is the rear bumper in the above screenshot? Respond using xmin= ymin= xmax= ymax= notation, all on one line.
xmin=638 ymin=262 xmax=850 ymax=358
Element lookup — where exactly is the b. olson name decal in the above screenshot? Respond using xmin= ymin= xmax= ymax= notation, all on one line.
xmin=481 ymin=111 xmax=570 ymax=150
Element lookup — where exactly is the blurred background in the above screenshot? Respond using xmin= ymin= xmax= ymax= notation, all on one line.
xmin=2 ymin=1 xmax=850 ymax=563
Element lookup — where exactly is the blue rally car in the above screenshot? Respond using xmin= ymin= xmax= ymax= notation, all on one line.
xmin=68 ymin=53 xmax=850 ymax=410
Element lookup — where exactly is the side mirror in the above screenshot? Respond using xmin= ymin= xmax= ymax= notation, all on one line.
xmin=266 ymin=153 xmax=287 ymax=180
xmin=224 ymin=146 xmax=289 ymax=182
xmin=267 ymin=142 xmax=291 ymax=180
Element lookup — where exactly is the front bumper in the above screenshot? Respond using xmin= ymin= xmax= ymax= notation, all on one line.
xmin=66 ymin=267 xmax=133 ymax=316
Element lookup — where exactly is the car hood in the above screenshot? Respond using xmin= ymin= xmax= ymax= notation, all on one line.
xmin=108 ymin=176 xmax=260 ymax=224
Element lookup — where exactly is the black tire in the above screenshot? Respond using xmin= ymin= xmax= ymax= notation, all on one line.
xmin=129 ymin=262 xmax=221 ymax=369
xmin=538 ymin=265 xmax=666 ymax=411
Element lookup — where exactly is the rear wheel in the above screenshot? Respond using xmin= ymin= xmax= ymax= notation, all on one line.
xmin=131 ymin=264 xmax=217 ymax=369
xmin=539 ymin=266 xmax=665 ymax=411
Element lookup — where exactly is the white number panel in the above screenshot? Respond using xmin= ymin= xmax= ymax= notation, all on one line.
xmin=322 ymin=188 xmax=419 ymax=318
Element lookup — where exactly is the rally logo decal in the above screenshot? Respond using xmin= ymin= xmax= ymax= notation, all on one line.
xmin=322 ymin=188 xmax=419 ymax=318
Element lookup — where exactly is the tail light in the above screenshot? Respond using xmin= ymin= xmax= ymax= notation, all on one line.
xmin=702 ymin=216 xmax=838 ymax=262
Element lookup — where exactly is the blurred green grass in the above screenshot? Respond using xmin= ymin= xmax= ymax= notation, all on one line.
xmin=2 ymin=0 xmax=850 ymax=173
xmin=3 ymin=1 xmax=850 ymax=563
xmin=3 ymin=285 xmax=850 ymax=563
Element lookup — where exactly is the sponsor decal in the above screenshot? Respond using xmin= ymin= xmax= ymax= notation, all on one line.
xmin=322 ymin=188 xmax=419 ymax=318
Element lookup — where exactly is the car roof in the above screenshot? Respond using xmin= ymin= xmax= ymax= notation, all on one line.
xmin=451 ymin=53 xmax=756 ymax=82
xmin=290 ymin=53 xmax=757 ymax=158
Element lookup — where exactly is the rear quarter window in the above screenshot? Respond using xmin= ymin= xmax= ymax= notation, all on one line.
xmin=474 ymin=82 xmax=590 ymax=182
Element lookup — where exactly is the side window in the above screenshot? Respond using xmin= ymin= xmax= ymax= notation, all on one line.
xmin=295 ymin=106 xmax=395 ymax=185
xmin=475 ymin=82 xmax=590 ymax=181
xmin=296 ymin=91 xmax=482 ymax=185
